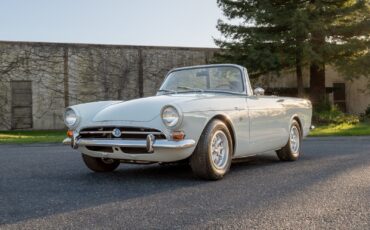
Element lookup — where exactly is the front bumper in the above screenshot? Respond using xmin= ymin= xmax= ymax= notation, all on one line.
xmin=62 ymin=137 xmax=195 ymax=149
xmin=63 ymin=137 xmax=196 ymax=162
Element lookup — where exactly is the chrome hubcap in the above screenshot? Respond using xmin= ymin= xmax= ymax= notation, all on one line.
xmin=290 ymin=126 xmax=300 ymax=154
xmin=211 ymin=130 xmax=229 ymax=170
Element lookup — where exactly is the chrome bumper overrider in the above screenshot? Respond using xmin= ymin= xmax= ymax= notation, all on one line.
xmin=63 ymin=137 xmax=196 ymax=150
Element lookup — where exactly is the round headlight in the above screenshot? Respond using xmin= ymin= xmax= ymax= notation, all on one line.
xmin=64 ymin=108 xmax=79 ymax=128
xmin=161 ymin=106 xmax=180 ymax=128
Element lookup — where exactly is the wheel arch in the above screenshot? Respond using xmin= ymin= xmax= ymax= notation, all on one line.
xmin=207 ymin=114 xmax=236 ymax=155
xmin=291 ymin=115 xmax=303 ymax=137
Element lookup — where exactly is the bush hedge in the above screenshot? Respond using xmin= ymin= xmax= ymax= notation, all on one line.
xmin=312 ymin=101 xmax=360 ymax=125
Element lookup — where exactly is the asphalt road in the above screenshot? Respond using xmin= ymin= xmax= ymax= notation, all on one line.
xmin=0 ymin=137 xmax=369 ymax=229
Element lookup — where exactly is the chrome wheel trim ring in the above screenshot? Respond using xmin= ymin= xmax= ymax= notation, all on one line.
xmin=210 ymin=130 xmax=229 ymax=170
xmin=290 ymin=125 xmax=300 ymax=155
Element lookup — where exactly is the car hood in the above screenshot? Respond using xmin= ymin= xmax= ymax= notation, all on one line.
xmin=92 ymin=94 xmax=202 ymax=122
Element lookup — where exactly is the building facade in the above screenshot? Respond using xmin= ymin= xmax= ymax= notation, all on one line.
xmin=0 ymin=41 xmax=215 ymax=130
xmin=0 ymin=41 xmax=369 ymax=130
xmin=256 ymin=67 xmax=370 ymax=114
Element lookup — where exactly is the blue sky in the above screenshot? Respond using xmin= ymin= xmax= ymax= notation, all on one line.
xmin=0 ymin=0 xmax=223 ymax=48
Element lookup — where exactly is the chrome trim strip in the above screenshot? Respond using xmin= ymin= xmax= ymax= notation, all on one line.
xmin=122 ymin=131 xmax=163 ymax=135
xmin=79 ymin=131 xmax=112 ymax=134
xmin=63 ymin=138 xmax=195 ymax=149
xmin=79 ymin=131 xmax=163 ymax=135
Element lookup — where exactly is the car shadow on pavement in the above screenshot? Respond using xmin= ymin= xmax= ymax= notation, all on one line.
xmin=0 ymin=152 xmax=282 ymax=226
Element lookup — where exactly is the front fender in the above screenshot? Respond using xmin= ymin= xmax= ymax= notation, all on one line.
xmin=180 ymin=110 xmax=240 ymax=156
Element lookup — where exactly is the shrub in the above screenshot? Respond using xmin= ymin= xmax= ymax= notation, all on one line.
xmin=361 ymin=105 xmax=370 ymax=122
xmin=365 ymin=105 xmax=370 ymax=117
xmin=335 ymin=114 xmax=360 ymax=125
xmin=312 ymin=102 xmax=360 ymax=125
xmin=314 ymin=99 xmax=332 ymax=113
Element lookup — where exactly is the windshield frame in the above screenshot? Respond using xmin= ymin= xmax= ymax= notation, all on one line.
xmin=158 ymin=64 xmax=248 ymax=96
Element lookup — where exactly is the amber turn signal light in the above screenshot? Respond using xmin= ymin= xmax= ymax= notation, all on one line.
xmin=67 ymin=130 xmax=73 ymax=138
xmin=171 ymin=131 xmax=185 ymax=141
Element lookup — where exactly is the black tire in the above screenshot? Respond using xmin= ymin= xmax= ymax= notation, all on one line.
xmin=82 ymin=154 xmax=120 ymax=172
xmin=190 ymin=119 xmax=233 ymax=180
xmin=276 ymin=120 xmax=302 ymax=161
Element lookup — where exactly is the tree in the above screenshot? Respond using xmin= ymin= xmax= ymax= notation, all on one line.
xmin=215 ymin=0 xmax=370 ymax=102
xmin=307 ymin=0 xmax=370 ymax=103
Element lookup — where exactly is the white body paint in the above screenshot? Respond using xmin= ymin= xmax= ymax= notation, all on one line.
xmin=64 ymin=64 xmax=312 ymax=162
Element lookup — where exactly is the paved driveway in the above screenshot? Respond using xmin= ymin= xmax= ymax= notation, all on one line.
xmin=0 ymin=137 xmax=369 ymax=229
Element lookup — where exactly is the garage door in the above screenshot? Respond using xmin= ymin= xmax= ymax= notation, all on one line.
xmin=11 ymin=81 xmax=33 ymax=129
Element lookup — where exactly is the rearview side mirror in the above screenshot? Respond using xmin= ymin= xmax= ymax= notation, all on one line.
xmin=254 ymin=87 xmax=265 ymax=96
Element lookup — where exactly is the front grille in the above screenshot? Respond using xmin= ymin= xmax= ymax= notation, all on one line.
xmin=79 ymin=126 xmax=166 ymax=140
xmin=85 ymin=146 xmax=148 ymax=154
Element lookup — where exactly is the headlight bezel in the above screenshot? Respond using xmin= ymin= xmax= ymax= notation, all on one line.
xmin=63 ymin=107 xmax=80 ymax=129
xmin=161 ymin=105 xmax=182 ymax=129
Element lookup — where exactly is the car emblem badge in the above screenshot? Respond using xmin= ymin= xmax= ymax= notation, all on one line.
xmin=112 ymin=128 xmax=122 ymax=138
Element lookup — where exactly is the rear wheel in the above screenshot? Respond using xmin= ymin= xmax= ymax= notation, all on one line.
xmin=82 ymin=154 xmax=120 ymax=172
xmin=190 ymin=119 xmax=233 ymax=180
xmin=276 ymin=120 xmax=301 ymax=161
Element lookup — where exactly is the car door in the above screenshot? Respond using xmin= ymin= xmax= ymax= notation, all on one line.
xmin=246 ymin=95 xmax=288 ymax=154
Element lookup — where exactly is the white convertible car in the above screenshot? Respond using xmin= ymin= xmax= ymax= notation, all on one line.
xmin=63 ymin=64 xmax=312 ymax=180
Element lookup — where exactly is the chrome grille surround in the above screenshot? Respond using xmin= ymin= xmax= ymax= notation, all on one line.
xmin=79 ymin=126 xmax=166 ymax=140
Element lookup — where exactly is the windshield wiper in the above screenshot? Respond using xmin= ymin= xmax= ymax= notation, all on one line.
xmin=177 ymin=86 xmax=204 ymax=93
xmin=202 ymin=89 xmax=241 ymax=95
xmin=157 ymin=89 xmax=177 ymax=94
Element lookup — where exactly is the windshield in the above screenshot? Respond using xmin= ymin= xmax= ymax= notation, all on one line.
xmin=159 ymin=66 xmax=244 ymax=94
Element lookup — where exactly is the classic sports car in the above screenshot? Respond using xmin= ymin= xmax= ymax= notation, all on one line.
xmin=63 ymin=64 xmax=312 ymax=180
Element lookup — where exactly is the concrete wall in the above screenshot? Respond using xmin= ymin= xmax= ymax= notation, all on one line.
xmin=0 ymin=41 xmax=215 ymax=130
xmin=1 ymin=40 xmax=368 ymax=130
xmin=256 ymin=66 xmax=370 ymax=114
xmin=0 ymin=43 xmax=66 ymax=130
xmin=325 ymin=66 xmax=370 ymax=115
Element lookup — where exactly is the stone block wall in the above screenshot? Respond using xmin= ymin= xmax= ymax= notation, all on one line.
xmin=0 ymin=41 xmax=215 ymax=130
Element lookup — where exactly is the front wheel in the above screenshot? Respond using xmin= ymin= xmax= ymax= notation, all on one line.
xmin=190 ymin=119 xmax=233 ymax=180
xmin=276 ymin=120 xmax=302 ymax=161
xmin=82 ymin=154 xmax=120 ymax=172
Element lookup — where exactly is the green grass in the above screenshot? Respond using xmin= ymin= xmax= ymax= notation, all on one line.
xmin=0 ymin=122 xmax=369 ymax=144
xmin=309 ymin=122 xmax=370 ymax=137
xmin=0 ymin=130 xmax=66 ymax=144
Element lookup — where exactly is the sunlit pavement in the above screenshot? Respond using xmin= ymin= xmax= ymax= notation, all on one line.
xmin=1 ymin=137 xmax=369 ymax=229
